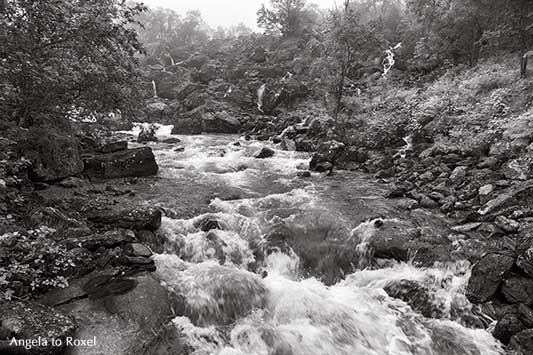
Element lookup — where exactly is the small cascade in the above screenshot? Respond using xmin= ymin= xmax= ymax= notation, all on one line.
xmin=257 ymin=83 xmax=266 ymax=113
xmin=224 ymin=86 xmax=232 ymax=98
xmin=383 ymin=42 xmax=402 ymax=77
xmin=151 ymin=80 xmax=158 ymax=98
xmin=397 ymin=134 xmax=413 ymax=159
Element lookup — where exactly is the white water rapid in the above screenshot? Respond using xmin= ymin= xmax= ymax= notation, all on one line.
xmin=126 ymin=126 xmax=503 ymax=355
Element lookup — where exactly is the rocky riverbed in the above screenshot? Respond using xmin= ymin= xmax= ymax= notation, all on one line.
xmin=1 ymin=121 xmax=533 ymax=354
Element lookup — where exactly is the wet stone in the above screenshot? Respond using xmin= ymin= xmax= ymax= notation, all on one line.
xmin=466 ymin=253 xmax=515 ymax=303
xmin=129 ymin=243 xmax=152 ymax=257
xmin=501 ymin=276 xmax=533 ymax=305
xmin=254 ymin=147 xmax=275 ymax=159
xmin=509 ymin=329 xmax=533 ymax=355
xmin=493 ymin=312 xmax=526 ymax=344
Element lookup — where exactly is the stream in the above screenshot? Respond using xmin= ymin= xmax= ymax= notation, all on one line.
xmin=127 ymin=125 xmax=503 ymax=355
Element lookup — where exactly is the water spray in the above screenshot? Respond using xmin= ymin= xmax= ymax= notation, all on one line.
xmin=151 ymin=80 xmax=158 ymax=98
xmin=382 ymin=43 xmax=402 ymax=77
xmin=257 ymin=83 xmax=266 ymax=113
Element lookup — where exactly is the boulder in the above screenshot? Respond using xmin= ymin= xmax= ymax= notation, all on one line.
xmin=203 ymin=111 xmax=241 ymax=134
xmin=502 ymin=159 xmax=533 ymax=181
xmin=449 ymin=166 xmax=468 ymax=185
xmin=502 ymin=276 xmax=533 ymax=305
xmin=171 ymin=118 xmax=203 ymax=135
xmin=479 ymin=181 xmax=533 ymax=216
xmin=44 ymin=272 xmax=187 ymax=355
xmin=466 ymin=253 xmax=514 ymax=303
xmin=517 ymin=239 xmax=533 ymax=277
xmin=509 ymin=329 xmax=533 ymax=355
xmin=309 ymin=140 xmax=345 ymax=172
xmin=0 ymin=301 xmax=77 ymax=355
xmin=83 ymin=147 xmax=158 ymax=179
xmin=254 ymin=147 xmax=275 ymax=159
xmin=137 ymin=125 xmax=158 ymax=143
xmin=86 ymin=206 xmax=161 ymax=231
xmin=171 ymin=107 xmax=203 ymax=135
xmin=198 ymin=63 xmax=217 ymax=84
xmin=144 ymin=101 xmax=171 ymax=122
xmin=19 ymin=129 xmax=84 ymax=182
xmin=493 ymin=312 xmax=526 ymax=344
xmin=494 ymin=215 xmax=520 ymax=233
xmin=162 ymin=138 xmax=181 ymax=144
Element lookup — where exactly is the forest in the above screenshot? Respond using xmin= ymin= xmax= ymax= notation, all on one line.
xmin=1 ymin=0 xmax=533 ymax=354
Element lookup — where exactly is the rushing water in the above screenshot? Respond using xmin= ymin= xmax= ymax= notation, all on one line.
xmin=127 ymin=125 xmax=503 ymax=355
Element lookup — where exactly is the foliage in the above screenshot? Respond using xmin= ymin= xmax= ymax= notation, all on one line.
xmin=0 ymin=0 xmax=147 ymax=127
xmin=257 ymin=0 xmax=317 ymax=37
xmin=0 ymin=227 xmax=80 ymax=300
xmin=322 ymin=1 xmax=385 ymax=128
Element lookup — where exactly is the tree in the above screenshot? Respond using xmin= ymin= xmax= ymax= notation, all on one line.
xmin=257 ymin=0 xmax=308 ymax=37
xmin=324 ymin=0 xmax=383 ymax=130
xmin=0 ymin=0 xmax=146 ymax=127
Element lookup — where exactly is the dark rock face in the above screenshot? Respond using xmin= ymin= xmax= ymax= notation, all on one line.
xmin=254 ymin=147 xmax=275 ymax=159
xmin=501 ymin=276 xmax=533 ymax=305
xmin=203 ymin=111 xmax=241 ymax=134
xmin=466 ymin=253 xmax=515 ymax=303
xmin=42 ymin=272 xmax=186 ymax=355
xmin=516 ymin=239 xmax=533 ymax=277
xmin=83 ymin=147 xmax=158 ymax=179
xmin=509 ymin=329 xmax=533 ymax=354
xmin=19 ymin=129 xmax=84 ymax=182
xmin=493 ymin=312 xmax=527 ymax=344
xmin=171 ymin=118 xmax=203 ymax=135
xmin=0 ymin=301 xmax=77 ymax=355
xmin=86 ymin=206 xmax=162 ymax=231
xmin=171 ymin=107 xmax=204 ymax=135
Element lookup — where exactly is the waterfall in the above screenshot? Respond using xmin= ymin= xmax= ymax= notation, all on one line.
xmin=383 ymin=42 xmax=402 ymax=77
xmin=257 ymin=83 xmax=266 ymax=113
xmin=151 ymin=80 xmax=158 ymax=98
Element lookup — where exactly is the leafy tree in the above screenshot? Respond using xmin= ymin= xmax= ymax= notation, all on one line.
xmin=0 ymin=0 xmax=146 ymax=127
xmin=324 ymin=0 xmax=384 ymax=127
xmin=135 ymin=8 xmax=210 ymax=62
xmin=257 ymin=0 xmax=309 ymax=37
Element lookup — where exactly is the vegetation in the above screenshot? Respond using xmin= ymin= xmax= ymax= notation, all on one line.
xmin=0 ymin=0 xmax=146 ymax=127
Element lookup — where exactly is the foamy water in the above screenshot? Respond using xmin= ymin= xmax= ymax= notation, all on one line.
xmin=125 ymin=126 xmax=503 ymax=355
